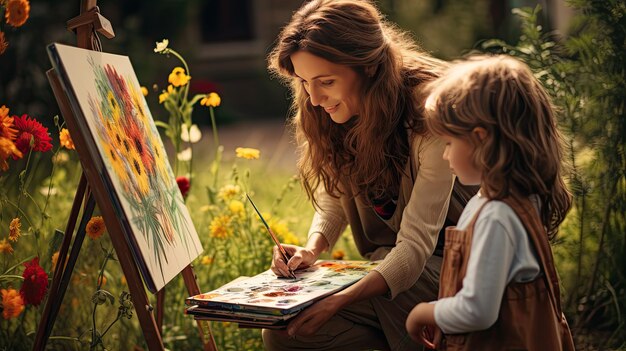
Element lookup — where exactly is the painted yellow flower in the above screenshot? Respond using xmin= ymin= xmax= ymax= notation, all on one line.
xmin=209 ymin=215 xmax=232 ymax=239
xmin=200 ymin=92 xmax=221 ymax=107
xmin=218 ymin=184 xmax=240 ymax=202
xmin=59 ymin=128 xmax=75 ymax=150
xmin=140 ymin=86 xmax=149 ymax=96
xmin=168 ymin=67 xmax=190 ymax=87
xmin=8 ymin=217 xmax=20 ymax=242
xmin=128 ymin=145 xmax=150 ymax=197
xmin=5 ymin=0 xmax=30 ymax=28
xmin=86 ymin=216 xmax=106 ymax=240
xmin=102 ymin=143 xmax=130 ymax=186
xmin=228 ymin=200 xmax=245 ymax=217
xmin=0 ymin=137 xmax=22 ymax=171
xmin=0 ymin=239 xmax=13 ymax=254
xmin=235 ymin=147 xmax=260 ymax=160
xmin=332 ymin=249 xmax=345 ymax=260
xmin=1 ymin=288 xmax=24 ymax=320
xmin=159 ymin=85 xmax=175 ymax=104
xmin=154 ymin=39 xmax=169 ymax=53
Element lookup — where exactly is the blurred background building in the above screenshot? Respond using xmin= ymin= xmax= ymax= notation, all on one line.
xmin=0 ymin=0 xmax=573 ymax=127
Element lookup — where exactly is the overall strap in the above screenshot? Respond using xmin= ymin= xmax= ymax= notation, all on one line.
xmin=501 ymin=197 xmax=564 ymax=318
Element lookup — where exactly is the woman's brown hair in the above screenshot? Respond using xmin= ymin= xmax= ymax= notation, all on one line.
xmin=425 ymin=55 xmax=572 ymax=238
xmin=268 ymin=0 xmax=445 ymax=205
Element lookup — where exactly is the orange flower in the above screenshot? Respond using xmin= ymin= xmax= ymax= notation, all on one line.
xmin=332 ymin=249 xmax=345 ymax=260
xmin=0 ymin=31 xmax=7 ymax=55
xmin=0 ymin=110 xmax=17 ymax=140
xmin=51 ymin=251 xmax=59 ymax=272
xmin=1 ymin=288 xmax=24 ymax=319
xmin=0 ymin=238 xmax=13 ymax=254
xmin=59 ymin=128 xmax=75 ymax=150
xmin=5 ymin=0 xmax=30 ymax=28
xmin=8 ymin=217 xmax=20 ymax=242
xmin=0 ymin=137 xmax=23 ymax=171
xmin=86 ymin=216 xmax=106 ymax=239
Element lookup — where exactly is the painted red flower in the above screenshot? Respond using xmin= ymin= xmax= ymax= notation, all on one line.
xmin=13 ymin=114 xmax=52 ymax=157
xmin=20 ymin=257 xmax=49 ymax=306
xmin=176 ymin=176 xmax=190 ymax=198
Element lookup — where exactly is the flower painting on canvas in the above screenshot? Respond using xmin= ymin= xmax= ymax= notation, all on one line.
xmin=47 ymin=43 xmax=203 ymax=292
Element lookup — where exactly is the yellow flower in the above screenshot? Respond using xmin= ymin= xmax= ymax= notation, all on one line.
xmin=0 ymin=238 xmax=13 ymax=254
xmin=282 ymin=232 xmax=300 ymax=245
xmin=1 ymin=288 xmax=24 ymax=320
xmin=121 ymin=276 xmax=127 ymax=285
xmin=228 ymin=200 xmax=245 ymax=216
xmin=59 ymin=128 xmax=75 ymax=150
xmin=168 ymin=67 xmax=190 ymax=87
xmin=8 ymin=217 xmax=20 ymax=242
xmin=5 ymin=0 xmax=30 ymax=28
xmin=0 ymin=137 xmax=22 ymax=171
xmin=154 ymin=39 xmax=169 ymax=53
xmin=209 ymin=215 xmax=232 ymax=239
xmin=218 ymin=184 xmax=240 ymax=202
xmin=235 ymin=147 xmax=260 ymax=160
xmin=200 ymin=92 xmax=221 ymax=107
xmin=332 ymin=249 xmax=345 ymax=260
xmin=140 ymin=86 xmax=149 ymax=96
xmin=51 ymin=251 xmax=60 ymax=272
xmin=201 ymin=255 xmax=214 ymax=265
xmin=158 ymin=85 xmax=175 ymax=104
xmin=86 ymin=216 xmax=106 ymax=240
xmin=0 ymin=31 xmax=7 ymax=55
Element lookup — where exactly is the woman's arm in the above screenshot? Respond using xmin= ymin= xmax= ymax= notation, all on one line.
xmin=374 ymin=134 xmax=454 ymax=298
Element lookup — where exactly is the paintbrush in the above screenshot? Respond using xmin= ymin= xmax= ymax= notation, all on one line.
xmin=246 ymin=194 xmax=298 ymax=279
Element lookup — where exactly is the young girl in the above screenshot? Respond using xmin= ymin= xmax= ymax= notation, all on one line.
xmin=406 ymin=55 xmax=575 ymax=350
xmin=262 ymin=0 xmax=476 ymax=350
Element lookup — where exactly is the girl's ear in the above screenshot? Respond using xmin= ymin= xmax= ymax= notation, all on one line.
xmin=472 ymin=127 xmax=488 ymax=142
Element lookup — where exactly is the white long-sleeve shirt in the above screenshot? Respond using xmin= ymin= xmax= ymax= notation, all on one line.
xmin=433 ymin=194 xmax=541 ymax=334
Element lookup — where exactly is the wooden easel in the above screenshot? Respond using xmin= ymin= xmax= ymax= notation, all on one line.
xmin=33 ymin=1 xmax=217 ymax=350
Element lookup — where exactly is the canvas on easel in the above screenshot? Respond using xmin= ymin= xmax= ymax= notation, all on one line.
xmin=47 ymin=43 xmax=203 ymax=293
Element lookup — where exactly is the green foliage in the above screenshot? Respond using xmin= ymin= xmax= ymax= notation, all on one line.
xmin=481 ymin=3 xmax=626 ymax=349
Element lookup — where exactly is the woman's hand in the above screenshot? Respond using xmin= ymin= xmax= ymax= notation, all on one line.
xmin=270 ymin=244 xmax=317 ymax=277
xmin=286 ymin=294 xmax=348 ymax=337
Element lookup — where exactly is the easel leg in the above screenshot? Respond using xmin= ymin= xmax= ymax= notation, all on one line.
xmin=182 ymin=265 xmax=218 ymax=351
xmin=33 ymin=174 xmax=94 ymax=349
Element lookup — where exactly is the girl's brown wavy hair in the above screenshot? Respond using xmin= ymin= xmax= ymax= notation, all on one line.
xmin=424 ymin=55 xmax=571 ymax=238
xmin=267 ymin=0 xmax=445 ymax=205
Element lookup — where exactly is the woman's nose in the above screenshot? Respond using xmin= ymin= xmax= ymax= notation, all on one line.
xmin=308 ymin=86 xmax=324 ymax=106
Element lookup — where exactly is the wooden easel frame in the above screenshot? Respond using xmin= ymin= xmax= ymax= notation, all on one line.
xmin=33 ymin=1 xmax=217 ymax=350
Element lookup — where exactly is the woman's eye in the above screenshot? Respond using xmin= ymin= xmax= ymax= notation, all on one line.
xmin=320 ymin=80 xmax=334 ymax=86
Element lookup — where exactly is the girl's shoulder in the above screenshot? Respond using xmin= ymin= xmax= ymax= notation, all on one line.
xmin=460 ymin=195 xmax=525 ymax=232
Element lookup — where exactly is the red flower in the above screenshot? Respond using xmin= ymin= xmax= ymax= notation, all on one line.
xmin=20 ymin=257 xmax=49 ymax=306
xmin=176 ymin=176 xmax=190 ymax=198
xmin=13 ymin=114 xmax=52 ymax=157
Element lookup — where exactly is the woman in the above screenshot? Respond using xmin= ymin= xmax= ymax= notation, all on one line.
xmin=263 ymin=1 xmax=473 ymax=349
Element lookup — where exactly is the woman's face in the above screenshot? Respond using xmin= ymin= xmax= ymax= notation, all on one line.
xmin=290 ymin=51 xmax=363 ymax=124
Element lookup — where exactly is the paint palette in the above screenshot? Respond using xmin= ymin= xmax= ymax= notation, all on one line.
xmin=186 ymin=260 xmax=378 ymax=317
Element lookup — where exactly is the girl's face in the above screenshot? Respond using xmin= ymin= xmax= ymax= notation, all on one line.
xmin=441 ymin=135 xmax=482 ymax=185
xmin=290 ymin=50 xmax=362 ymax=124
